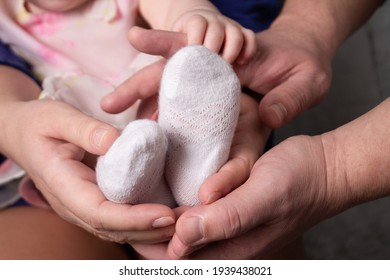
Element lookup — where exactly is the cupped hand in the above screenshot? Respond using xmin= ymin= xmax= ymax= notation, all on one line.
xmin=167 ymin=134 xmax=341 ymax=259
xmin=131 ymin=94 xmax=271 ymax=259
xmin=1 ymin=99 xmax=176 ymax=244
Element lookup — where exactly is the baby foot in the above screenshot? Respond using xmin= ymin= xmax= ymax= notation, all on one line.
xmin=158 ymin=46 xmax=240 ymax=206
xmin=96 ymin=119 xmax=175 ymax=207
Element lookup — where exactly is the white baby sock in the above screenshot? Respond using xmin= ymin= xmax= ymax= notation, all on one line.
xmin=96 ymin=119 xmax=175 ymax=207
xmin=158 ymin=45 xmax=241 ymax=206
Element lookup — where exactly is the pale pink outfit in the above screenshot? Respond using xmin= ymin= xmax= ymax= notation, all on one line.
xmin=0 ymin=0 xmax=159 ymax=207
xmin=0 ymin=0 xmax=159 ymax=128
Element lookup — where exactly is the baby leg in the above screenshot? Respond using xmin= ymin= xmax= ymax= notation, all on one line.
xmin=96 ymin=119 xmax=175 ymax=207
xmin=158 ymin=46 xmax=240 ymax=206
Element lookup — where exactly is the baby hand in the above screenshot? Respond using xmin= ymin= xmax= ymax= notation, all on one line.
xmin=172 ymin=9 xmax=256 ymax=64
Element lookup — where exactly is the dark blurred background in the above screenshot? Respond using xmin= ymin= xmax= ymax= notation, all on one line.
xmin=274 ymin=1 xmax=390 ymax=259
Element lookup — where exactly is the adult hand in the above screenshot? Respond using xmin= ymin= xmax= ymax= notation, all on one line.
xmin=131 ymin=134 xmax=335 ymax=259
xmin=131 ymin=93 xmax=271 ymax=259
xmin=235 ymin=24 xmax=332 ymax=128
xmin=0 ymin=96 xmax=176 ymax=244
xmin=101 ymin=26 xmax=332 ymax=128
xmin=167 ymin=96 xmax=390 ymax=259
xmin=167 ymin=135 xmax=333 ymax=259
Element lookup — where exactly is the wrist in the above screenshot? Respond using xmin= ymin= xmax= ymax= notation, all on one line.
xmin=318 ymin=132 xmax=353 ymax=217
xmin=271 ymin=0 xmax=382 ymax=61
xmin=320 ymin=99 xmax=390 ymax=213
xmin=270 ymin=10 xmax=339 ymax=61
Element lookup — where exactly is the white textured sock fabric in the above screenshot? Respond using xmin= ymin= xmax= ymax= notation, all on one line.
xmin=159 ymin=45 xmax=241 ymax=206
xmin=96 ymin=119 xmax=175 ymax=207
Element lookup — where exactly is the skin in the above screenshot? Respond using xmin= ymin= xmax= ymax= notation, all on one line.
xmin=0 ymin=66 xmax=176 ymax=252
xmin=2 ymin=0 xmax=385 ymax=259
xmin=0 ymin=62 xmax=266 ymax=258
xmin=138 ymin=0 xmax=256 ymax=64
xmin=104 ymin=0 xmax=383 ymax=129
xmin=0 ymin=0 xmax=261 ymax=258
xmin=0 ymin=67 xmax=132 ymax=259
xmin=0 ymin=207 xmax=131 ymax=259
xmin=26 ymin=0 xmax=256 ymax=64
xmin=100 ymin=0 xmax=385 ymax=259
xmin=164 ymin=97 xmax=390 ymax=259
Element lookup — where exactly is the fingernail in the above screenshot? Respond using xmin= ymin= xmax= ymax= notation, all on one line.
xmin=181 ymin=216 xmax=205 ymax=246
xmin=270 ymin=103 xmax=287 ymax=124
xmin=101 ymin=91 xmax=116 ymax=105
xmin=205 ymin=191 xmax=222 ymax=204
xmin=92 ymin=127 xmax=109 ymax=149
xmin=152 ymin=217 xmax=175 ymax=228
xmin=101 ymin=92 xmax=111 ymax=103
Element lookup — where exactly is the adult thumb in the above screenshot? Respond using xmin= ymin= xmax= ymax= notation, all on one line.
xmin=45 ymin=102 xmax=120 ymax=155
xmin=168 ymin=171 xmax=276 ymax=258
xmin=259 ymin=74 xmax=329 ymax=128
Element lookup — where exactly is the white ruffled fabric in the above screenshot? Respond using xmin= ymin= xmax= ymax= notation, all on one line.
xmin=0 ymin=160 xmax=25 ymax=209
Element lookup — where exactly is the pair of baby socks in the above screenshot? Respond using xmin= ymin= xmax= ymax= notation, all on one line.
xmin=96 ymin=45 xmax=240 ymax=207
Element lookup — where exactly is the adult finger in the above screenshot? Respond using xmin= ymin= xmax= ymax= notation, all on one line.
xmin=37 ymin=101 xmax=119 ymax=155
xmin=198 ymin=94 xmax=270 ymax=204
xmin=168 ymin=166 xmax=285 ymax=258
xmin=258 ymin=70 xmax=329 ymax=128
xmin=101 ymin=60 xmax=165 ymax=114
xmin=128 ymin=27 xmax=187 ymax=58
xmin=169 ymin=134 xmax=331 ymax=258
xmin=197 ymin=157 xmax=252 ymax=204
xmin=44 ymin=157 xmax=176 ymax=233
xmin=101 ymin=28 xmax=188 ymax=115
xmin=96 ymin=226 xmax=176 ymax=245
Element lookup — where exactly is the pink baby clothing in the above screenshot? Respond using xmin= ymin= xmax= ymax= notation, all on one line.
xmin=0 ymin=0 xmax=159 ymax=128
